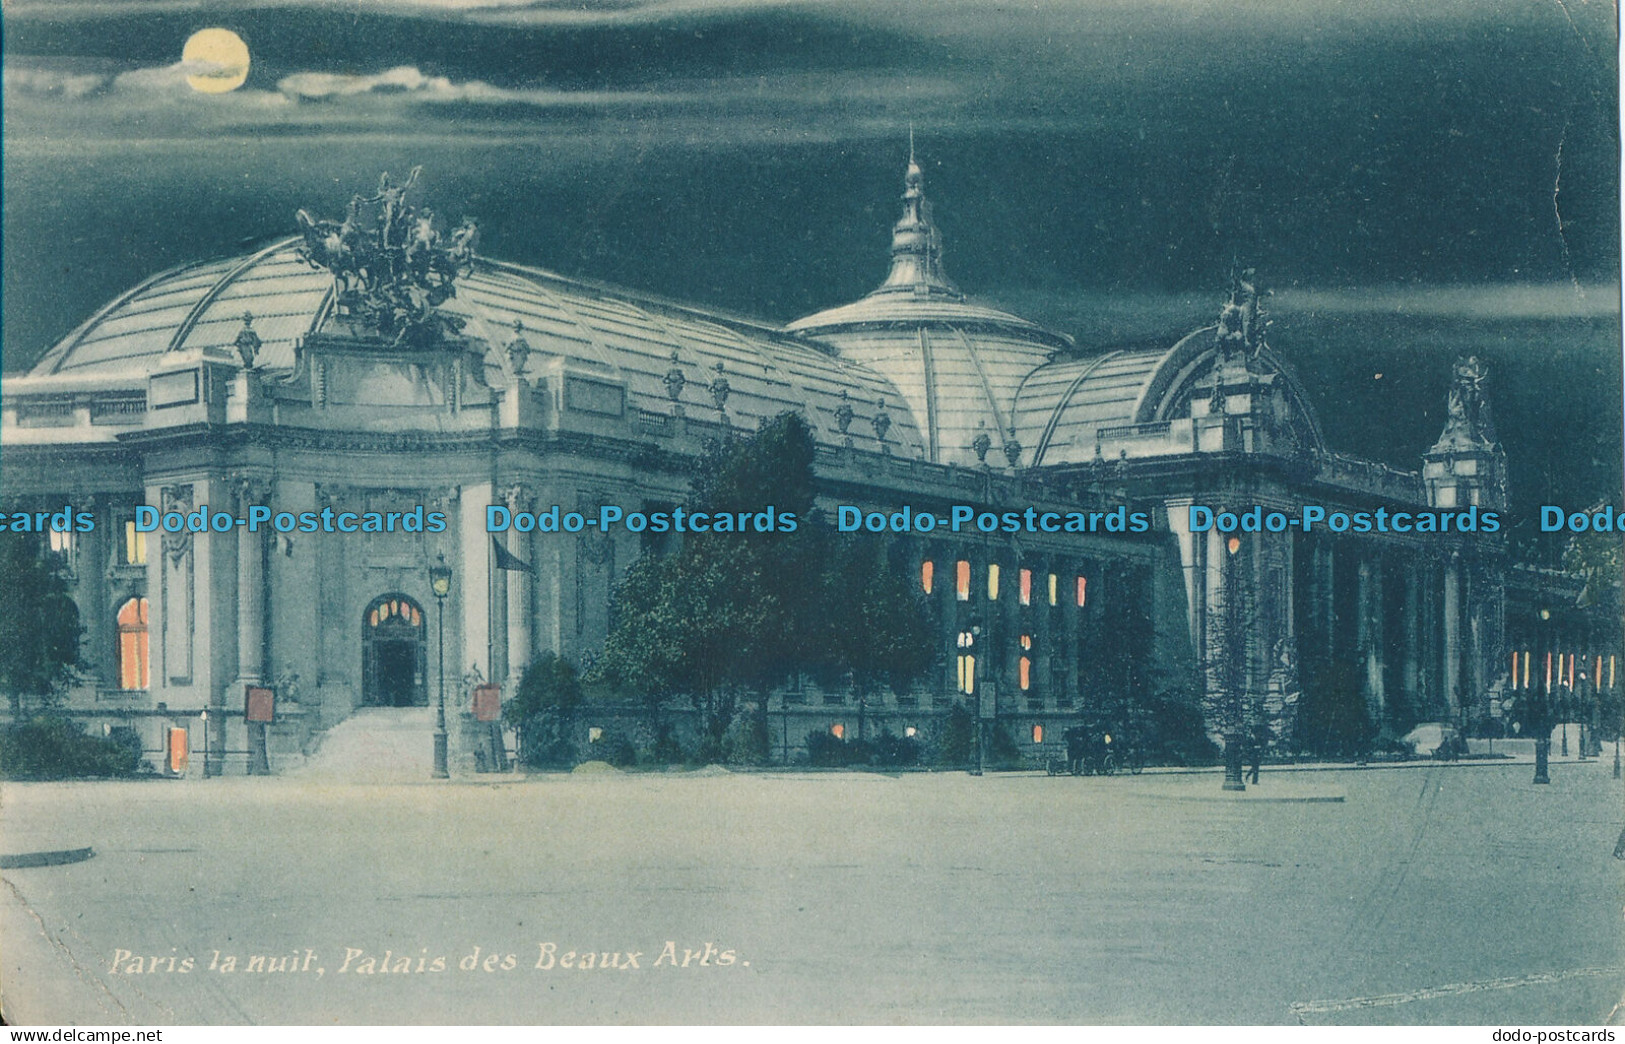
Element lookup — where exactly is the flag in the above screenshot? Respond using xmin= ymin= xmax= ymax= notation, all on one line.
xmin=491 ymin=534 xmax=534 ymax=573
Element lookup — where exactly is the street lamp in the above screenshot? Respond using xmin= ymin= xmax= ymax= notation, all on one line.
xmin=1222 ymin=534 xmax=1246 ymax=792
xmin=429 ymin=553 xmax=453 ymax=780
xmin=1533 ymin=607 xmax=1551 ymax=785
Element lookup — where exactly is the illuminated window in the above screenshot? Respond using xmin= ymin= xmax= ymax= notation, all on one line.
xmin=1595 ymin=657 xmax=1603 ymax=690
xmin=1032 ymin=724 xmax=1044 ymax=744
xmin=1048 ymin=573 xmax=1058 ymax=606
xmin=125 ymin=521 xmax=147 ymax=565
xmin=831 ymin=723 xmax=845 ymax=740
xmin=921 ymin=560 xmax=934 ymax=594
xmin=1510 ymin=652 xmax=1518 ymax=689
xmin=955 ymin=560 xmax=970 ymax=601
xmin=117 ymin=597 xmax=150 ymax=690
xmin=956 ymin=630 xmax=976 ymax=695
xmin=1076 ymin=576 xmax=1087 ymax=607
xmin=1545 ymin=651 xmax=1552 ymax=689
xmin=48 ymin=528 xmax=73 ymax=555
xmin=1523 ymin=651 xmax=1531 ymax=689
xmin=987 ymin=563 xmax=1000 ymax=601
xmin=1019 ymin=656 xmax=1031 ymax=690
xmin=1567 ymin=654 xmax=1575 ymax=688
xmin=1019 ymin=569 xmax=1032 ymax=606
xmin=1611 ymin=655 xmax=1616 ymax=688
xmin=1020 ymin=634 xmax=1033 ymax=651
xmin=905 ymin=726 xmax=918 ymax=738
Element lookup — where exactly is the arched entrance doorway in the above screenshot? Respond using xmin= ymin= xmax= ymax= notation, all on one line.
xmin=362 ymin=594 xmax=427 ymax=707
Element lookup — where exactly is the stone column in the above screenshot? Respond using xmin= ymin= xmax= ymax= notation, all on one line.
xmin=1443 ymin=551 xmax=1461 ymax=715
xmin=233 ymin=476 xmax=269 ymax=774
xmin=1402 ymin=561 xmax=1420 ymax=700
xmin=503 ymin=485 xmax=533 ymax=693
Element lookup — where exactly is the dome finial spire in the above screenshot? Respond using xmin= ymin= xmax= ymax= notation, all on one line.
xmin=875 ymin=137 xmax=961 ymax=299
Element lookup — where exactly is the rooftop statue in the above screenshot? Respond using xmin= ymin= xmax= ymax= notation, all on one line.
xmin=1439 ymin=354 xmax=1499 ymax=449
xmin=295 ymin=167 xmax=478 ymax=346
xmin=1216 ymin=266 xmax=1267 ymax=360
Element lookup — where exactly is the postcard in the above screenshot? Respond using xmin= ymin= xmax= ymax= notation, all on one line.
xmin=1 ymin=0 xmax=1621 ymax=1028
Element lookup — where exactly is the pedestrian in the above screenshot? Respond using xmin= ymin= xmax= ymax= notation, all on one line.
xmin=1066 ymin=726 xmax=1084 ymax=776
xmin=1247 ymin=728 xmax=1264 ymax=784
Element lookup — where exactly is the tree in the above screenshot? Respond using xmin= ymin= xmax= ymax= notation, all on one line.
xmin=0 ymin=534 xmax=82 ymax=713
xmin=595 ymin=413 xmax=824 ymax=760
xmin=814 ymin=535 xmax=937 ymax=736
xmin=504 ymin=651 xmax=583 ymax=768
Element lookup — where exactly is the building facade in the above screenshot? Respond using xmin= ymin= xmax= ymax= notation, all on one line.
xmin=2 ymin=162 xmax=1610 ymax=773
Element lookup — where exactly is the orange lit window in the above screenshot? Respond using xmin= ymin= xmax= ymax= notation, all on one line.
xmin=921 ymin=560 xmax=934 ymax=594
xmin=117 ymin=596 xmax=150 ymax=690
xmin=1511 ymin=652 xmax=1519 ymax=689
xmin=987 ymin=563 xmax=1000 ymax=601
xmin=1020 ymin=634 xmax=1033 ymax=651
xmin=1019 ymin=656 xmax=1031 ymax=690
xmin=1076 ymin=576 xmax=1087 ymax=607
xmin=1567 ymin=654 xmax=1575 ymax=688
xmin=1019 ymin=569 xmax=1032 ymax=606
xmin=831 ymin=723 xmax=845 ymax=740
xmin=1032 ymin=724 xmax=1044 ymax=744
xmin=1048 ymin=573 xmax=1058 ymax=606
xmin=955 ymin=560 xmax=970 ymax=601
xmin=125 ymin=521 xmax=148 ymax=565
xmin=1545 ymin=651 xmax=1552 ymax=689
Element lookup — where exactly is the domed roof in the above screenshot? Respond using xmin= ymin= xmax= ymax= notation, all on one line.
xmin=786 ymin=156 xmax=1073 ymax=467
xmin=22 ymin=239 xmax=929 ymax=457
xmin=33 ymin=238 xmax=329 ymax=377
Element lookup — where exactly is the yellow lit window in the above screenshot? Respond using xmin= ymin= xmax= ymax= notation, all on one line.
xmin=125 ymin=521 xmax=147 ymax=565
xmin=1610 ymin=655 xmax=1616 ymax=688
xmin=1510 ymin=652 xmax=1519 ymax=689
xmin=117 ymin=597 xmax=150 ymax=690
xmin=1048 ymin=573 xmax=1058 ymax=606
xmin=987 ymin=563 xmax=1000 ymax=601
xmin=1524 ymin=651 xmax=1531 ymax=689
xmin=1019 ymin=568 xmax=1032 ymax=606
xmin=955 ymin=560 xmax=970 ymax=601
xmin=921 ymin=560 xmax=934 ymax=594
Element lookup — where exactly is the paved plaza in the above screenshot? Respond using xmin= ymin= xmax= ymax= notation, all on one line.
xmin=2 ymin=760 xmax=1622 ymax=1025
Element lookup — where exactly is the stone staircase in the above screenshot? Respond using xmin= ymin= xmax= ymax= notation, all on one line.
xmin=289 ymin=707 xmax=439 ymax=783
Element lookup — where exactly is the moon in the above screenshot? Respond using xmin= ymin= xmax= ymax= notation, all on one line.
xmin=182 ymin=28 xmax=250 ymax=94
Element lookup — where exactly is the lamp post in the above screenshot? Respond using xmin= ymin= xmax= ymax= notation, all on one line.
xmin=1533 ymin=607 xmax=1551 ymax=785
xmin=1222 ymin=534 xmax=1246 ymax=792
xmin=429 ymin=553 xmax=453 ymax=780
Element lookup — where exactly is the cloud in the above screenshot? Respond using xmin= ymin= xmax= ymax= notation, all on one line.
xmin=277 ymin=65 xmax=508 ymax=102
xmin=111 ymin=59 xmax=245 ymax=93
xmin=3 ymin=67 xmax=108 ymax=99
